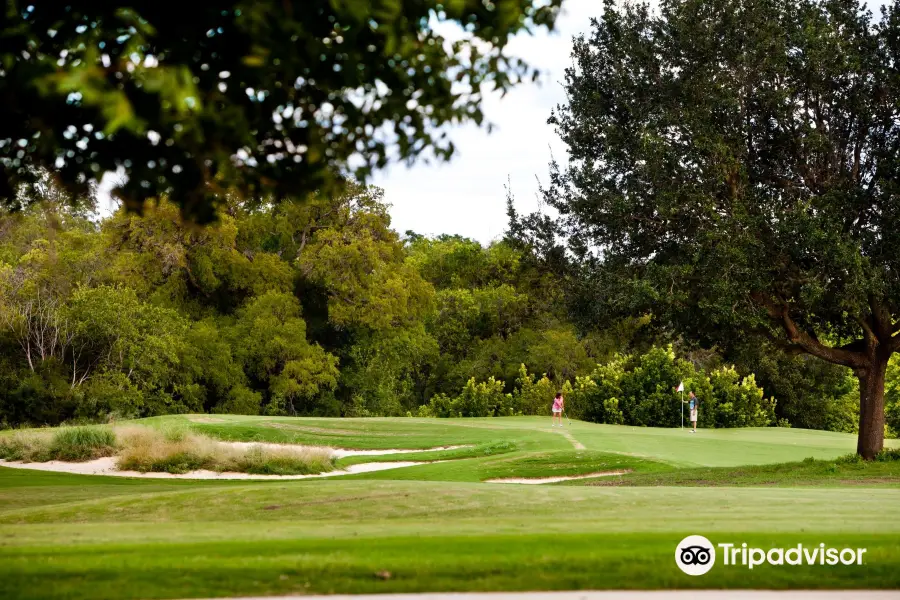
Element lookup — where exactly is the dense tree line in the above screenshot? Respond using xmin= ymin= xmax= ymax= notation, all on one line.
xmin=1 ymin=177 xmax=897 ymax=436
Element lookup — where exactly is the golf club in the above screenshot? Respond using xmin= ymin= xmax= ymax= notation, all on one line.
xmin=563 ymin=409 xmax=571 ymax=425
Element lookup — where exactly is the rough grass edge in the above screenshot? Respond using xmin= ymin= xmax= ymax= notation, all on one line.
xmin=0 ymin=424 xmax=336 ymax=475
xmin=582 ymin=449 xmax=900 ymax=487
xmin=0 ymin=426 xmax=116 ymax=462
xmin=835 ymin=447 xmax=900 ymax=463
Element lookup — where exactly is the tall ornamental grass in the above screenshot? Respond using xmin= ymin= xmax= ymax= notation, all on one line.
xmin=0 ymin=424 xmax=334 ymax=475
xmin=0 ymin=426 xmax=116 ymax=461
xmin=115 ymin=425 xmax=334 ymax=475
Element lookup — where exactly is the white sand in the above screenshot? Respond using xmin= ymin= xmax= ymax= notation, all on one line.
xmin=485 ymin=470 xmax=631 ymax=484
xmin=0 ymin=456 xmax=444 ymax=480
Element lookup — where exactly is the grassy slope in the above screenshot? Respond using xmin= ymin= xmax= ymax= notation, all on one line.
xmin=579 ymin=456 xmax=900 ymax=487
xmin=1 ymin=472 xmax=898 ymax=599
xmin=151 ymin=414 xmax=899 ymax=466
xmin=1 ymin=416 xmax=899 ymax=599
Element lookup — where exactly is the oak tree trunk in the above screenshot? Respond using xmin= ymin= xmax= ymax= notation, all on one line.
xmin=856 ymin=354 xmax=888 ymax=460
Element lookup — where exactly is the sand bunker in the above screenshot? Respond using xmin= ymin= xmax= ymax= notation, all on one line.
xmin=485 ymin=470 xmax=631 ymax=484
xmin=0 ymin=442 xmax=464 ymax=480
xmin=0 ymin=456 xmax=444 ymax=480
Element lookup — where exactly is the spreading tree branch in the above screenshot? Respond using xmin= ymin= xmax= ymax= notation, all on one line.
xmin=751 ymin=292 xmax=868 ymax=368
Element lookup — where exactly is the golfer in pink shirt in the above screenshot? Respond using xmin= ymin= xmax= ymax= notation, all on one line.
xmin=551 ymin=392 xmax=564 ymax=427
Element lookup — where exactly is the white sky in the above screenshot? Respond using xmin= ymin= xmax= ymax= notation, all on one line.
xmin=375 ymin=0 xmax=603 ymax=244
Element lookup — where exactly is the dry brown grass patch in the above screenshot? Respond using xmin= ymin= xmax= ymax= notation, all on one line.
xmin=114 ymin=425 xmax=334 ymax=475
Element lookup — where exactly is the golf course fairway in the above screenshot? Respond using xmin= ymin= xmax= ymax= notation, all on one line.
xmin=1 ymin=416 xmax=898 ymax=599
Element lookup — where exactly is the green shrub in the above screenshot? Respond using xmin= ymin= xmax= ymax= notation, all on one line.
xmin=343 ymin=394 xmax=373 ymax=418
xmin=816 ymin=373 xmax=860 ymax=434
xmin=619 ymin=346 xmax=698 ymax=427
xmin=835 ymin=453 xmax=863 ymax=465
xmin=2 ymin=366 xmax=78 ymax=427
xmin=566 ymin=373 xmax=624 ymax=424
xmin=418 ymin=393 xmax=452 ymax=417
xmin=418 ymin=377 xmax=518 ymax=417
xmin=215 ymin=386 xmax=262 ymax=415
xmin=585 ymin=357 xmax=626 ymax=423
xmin=76 ymin=372 xmax=145 ymax=421
xmin=49 ymin=426 xmax=117 ymax=461
xmin=569 ymin=348 xmax=778 ymax=429
xmin=453 ymin=377 xmax=508 ymax=417
xmin=493 ymin=391 xmax=521 ymax=417
xmin=836 ymin=449 xmax=899 ymax=464
xmin=709 ymin=367 xmax=776 ymax=428
xmin=887 ymin=403 xmax=900 ymax=439
xmin=875 ymin=448 xmax=900 ymax=462
xmin=512 ymin=364 xmax=555 ymax=415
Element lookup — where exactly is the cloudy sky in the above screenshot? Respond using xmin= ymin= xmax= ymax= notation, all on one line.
xmin=373 ymin=0 xmax=603 ymax=244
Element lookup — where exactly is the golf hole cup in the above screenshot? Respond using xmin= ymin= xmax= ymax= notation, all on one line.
xmin=675 ymin=535 xmax=716 ymax=576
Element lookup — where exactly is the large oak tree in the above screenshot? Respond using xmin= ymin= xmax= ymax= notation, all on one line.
xmin=1 ymin=0 xmax=561 ymax=220
xmin=538 ymin=0 xmax=900 ymax=458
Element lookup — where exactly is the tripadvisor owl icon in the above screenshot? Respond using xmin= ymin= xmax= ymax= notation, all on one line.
xmin=675 ymin=535 xmax=716 ymax=576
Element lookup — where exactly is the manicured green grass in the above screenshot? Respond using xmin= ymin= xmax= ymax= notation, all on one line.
xmin=4 ymin=472 xmax=900 ymax=531
xmin=144 ymin=414 xmax=898 ymax=467
xmin=2 ymin=532 xmax=897 ymax=600
xmin=580 ymin=454 xmax=900 ymax=487
xmin=565 ymin=420 xmax=898 ymax=467
xmin=1 ymin=472 xmax=898 ymax=599
xmin=1 ymin=416 xmax=899 ymax=599
xmin=160 ymin=415 xmax=570 ymax=453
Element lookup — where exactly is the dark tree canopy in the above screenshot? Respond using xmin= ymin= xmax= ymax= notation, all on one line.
xmin=535 ymin=0 xmax=900 ymax=458
xmin=1 ymin=0 xmax=562 ymax=220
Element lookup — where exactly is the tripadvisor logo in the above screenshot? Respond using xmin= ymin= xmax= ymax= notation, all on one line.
xmin=675 ymin=535 xmax=716 ymax=576
xmin=675 ymin=535 xmax=867 ymax=575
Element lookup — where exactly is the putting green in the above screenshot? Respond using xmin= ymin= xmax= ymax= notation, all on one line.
xmin=0 ymin=416 xmax=898 ymax=599
xmin=154 ymin=414 xmax=896 ymax=467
